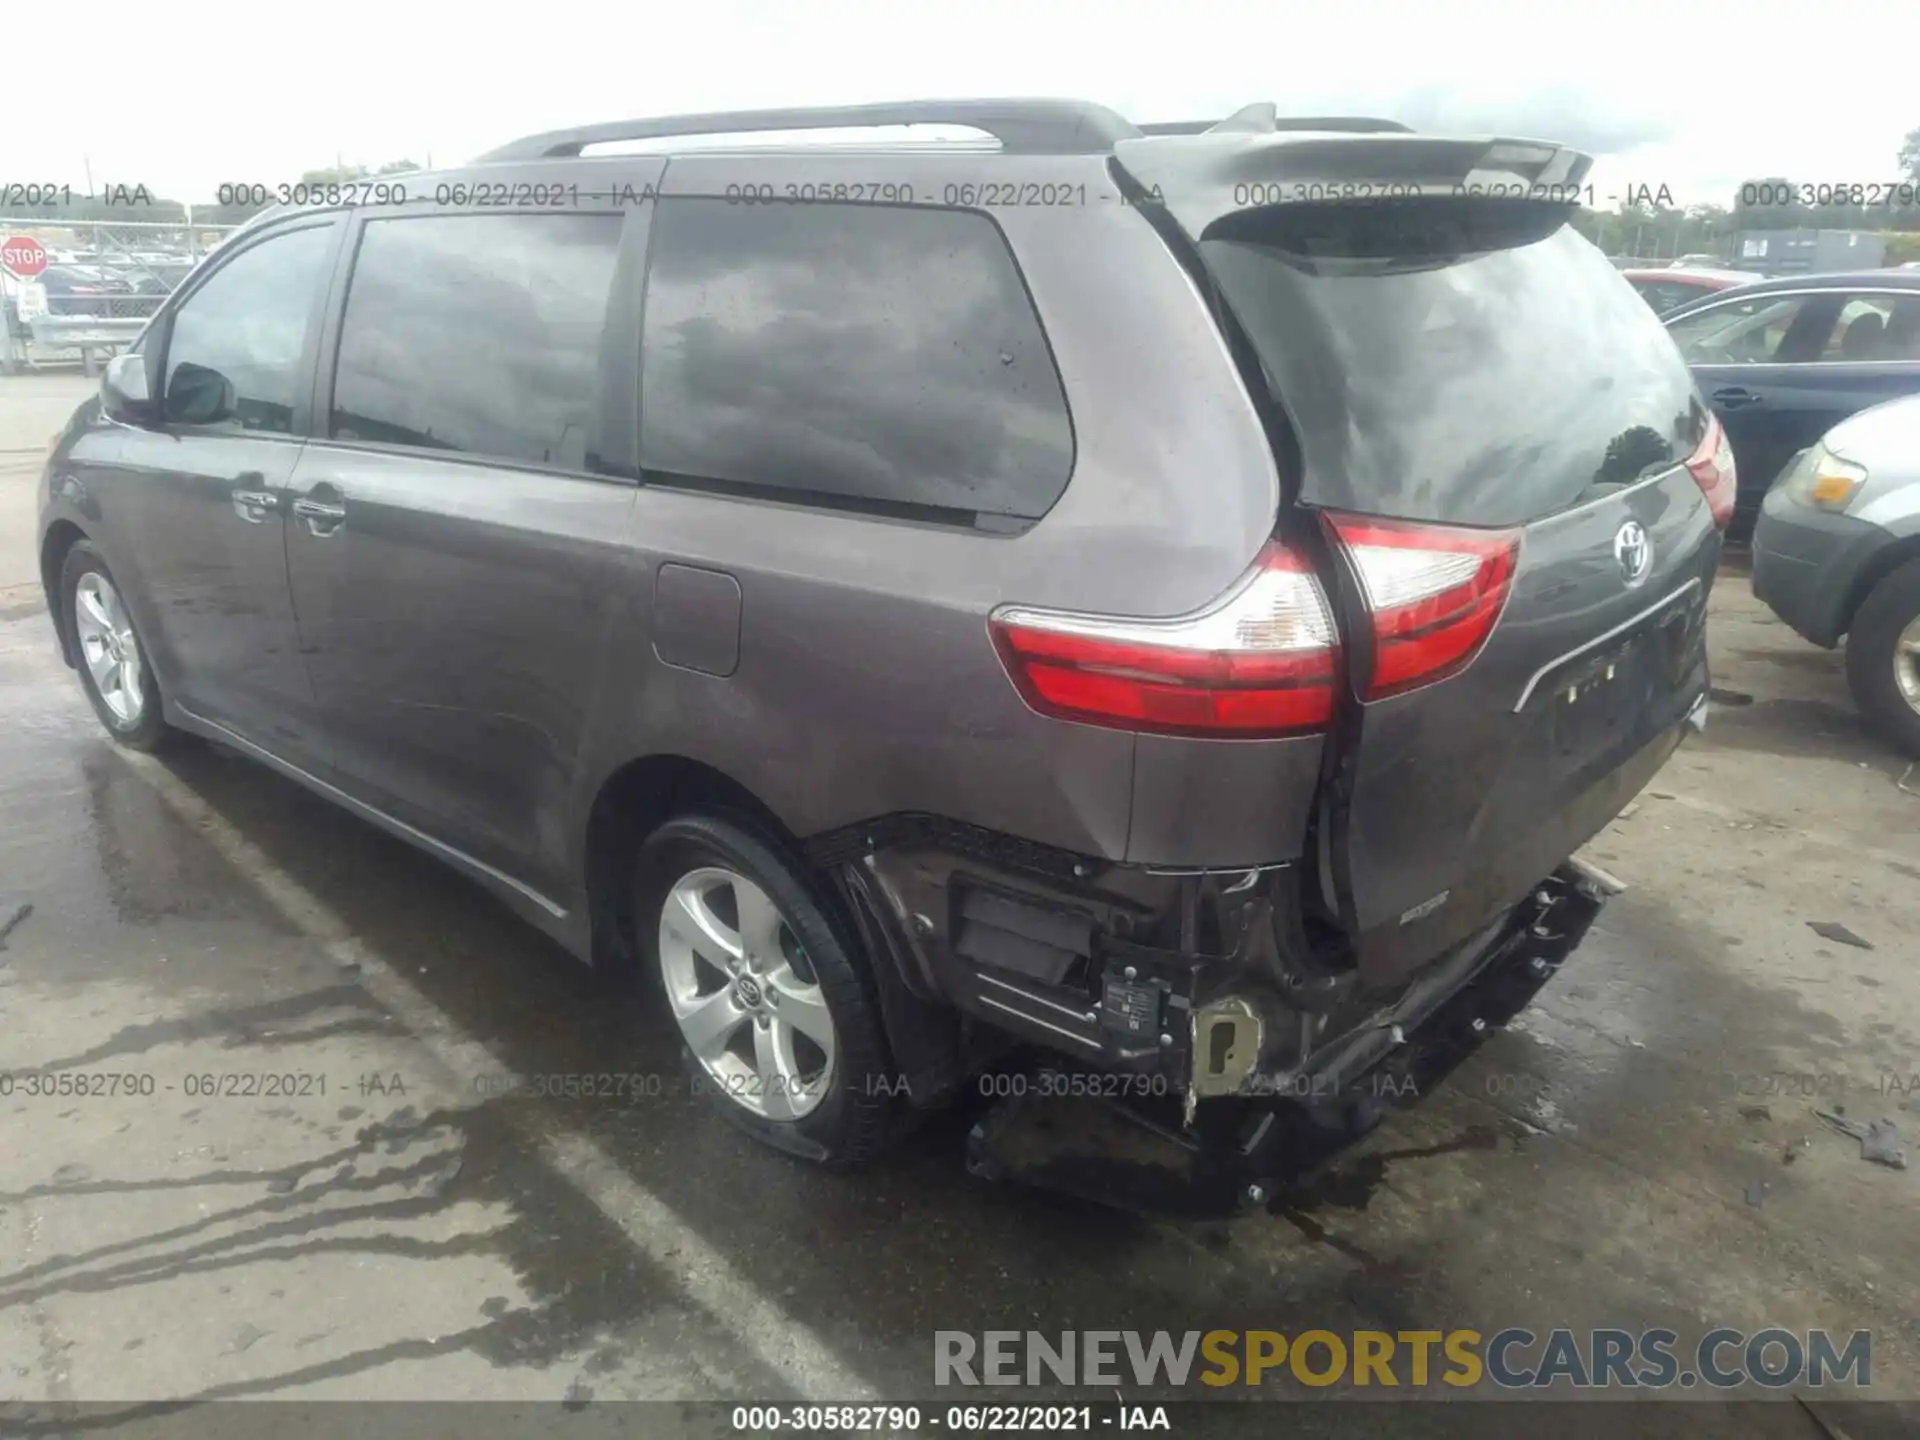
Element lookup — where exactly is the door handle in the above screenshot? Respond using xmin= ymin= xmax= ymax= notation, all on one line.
xmin=1712 ymin=386 xmax=1762 ymax=410
xmin=291 ymin=482 xmax=347 ymax=537
xmin=232 ymin=489 xmax=279 ymax=523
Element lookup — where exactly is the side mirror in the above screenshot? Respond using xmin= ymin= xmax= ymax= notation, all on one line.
xmin=166 ymin=361 xmax=237 ymax=426
xmin=101 ymin=353 xmax=159 ymax=427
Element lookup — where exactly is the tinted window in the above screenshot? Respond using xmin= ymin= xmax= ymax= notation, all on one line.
xmin=1665 ymin=293 xmax=1835 ymax=364
xmin=1882 ymin=298 xmax=1920 ymax=360
xmin=163 ymin=224 xmax=334 ymax=432
xmin=639 ymin=198 xmax=1072 ymax=523
xmin=1201 ymin=201 xmax=1704 ymax=526
xmin=331 ymin=213 xmax=622 ymax=471
xmin=1819 ymin=295 xmax=1920 ymax=361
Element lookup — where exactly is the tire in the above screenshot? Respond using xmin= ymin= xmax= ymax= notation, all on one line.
xmin=1845 ymin=558 xmax=1920 ymax=759
xmin=60 ymin=540 xmax=171 ymax=752
xmin=636 ymin=812 xmax=896 ymax=1169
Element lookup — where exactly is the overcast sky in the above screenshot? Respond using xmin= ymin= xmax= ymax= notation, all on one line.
xmin=7 ymin=0 xmax=1910 ymax=209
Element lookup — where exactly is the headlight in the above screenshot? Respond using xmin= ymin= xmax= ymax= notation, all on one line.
xmin=1780 ymin=444 xmax=1867 ymax=512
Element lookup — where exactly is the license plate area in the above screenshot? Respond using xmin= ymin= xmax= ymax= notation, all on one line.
xmin=1550 ymin=629 xmax=1662 ymax=758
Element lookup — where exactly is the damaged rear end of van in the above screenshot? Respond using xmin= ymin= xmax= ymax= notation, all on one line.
xmin=825 ymin=118 xmax=1725 ymax=1170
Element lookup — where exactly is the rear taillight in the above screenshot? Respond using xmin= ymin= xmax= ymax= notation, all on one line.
xmin=1685 ymin=414 xmax=1737 ymax=529
xmin=989 ymin=541 xmax=1339 ymax=738
xmin=1322 ymin=514 xmax=1520 ymax=700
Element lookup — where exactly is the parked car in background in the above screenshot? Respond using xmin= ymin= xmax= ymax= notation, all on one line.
xmin=21 ymin=265 xmax=135 ymax=318
xmin=1662 ymin=272 xmax=1920 ymax=534
xmin=37 ymin=99 xmax=1722 ymax=1171
xmin=1624 ymin=266 xmax=1752 ymax=315
xmin=120 ymin=261 xmax=195 ymax=297
xmin=1671 ymin=254 xmax=1720 ymax=268
xmin=1752 ymin=393 xmax=1920 ymax=755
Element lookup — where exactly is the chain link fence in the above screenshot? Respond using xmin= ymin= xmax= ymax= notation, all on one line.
xmin=1 ymin=217 xmax=241 ymax=374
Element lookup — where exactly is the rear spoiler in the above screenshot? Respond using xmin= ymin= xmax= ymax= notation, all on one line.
xmin=1113 ymin=130 xmax=1594 ymax=241
xmin=1141 ymin=108 xmax=1411 ymax=137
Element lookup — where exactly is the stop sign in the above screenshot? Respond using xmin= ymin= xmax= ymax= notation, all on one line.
xmin=1 ymin=236 xmax=48 ymax=279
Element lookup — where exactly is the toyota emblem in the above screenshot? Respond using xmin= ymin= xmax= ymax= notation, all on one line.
xmin=1614 ymin=520 xmax=1652 ymax=588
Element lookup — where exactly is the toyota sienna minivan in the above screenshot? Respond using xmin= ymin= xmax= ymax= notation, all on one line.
xmin=38 ymin=99 xmax=1726 ymax=1170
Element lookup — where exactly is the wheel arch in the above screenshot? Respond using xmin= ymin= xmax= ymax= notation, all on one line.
xmin=581 ymin=752 xmax=807 ymax=981
xmin=1842 ymin=535 xmax=1920 ymax=640
xmin=40 ymin=518 xmax=89 ymax=667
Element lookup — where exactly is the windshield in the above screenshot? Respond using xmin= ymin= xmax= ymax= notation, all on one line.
xmin=1200 ymin=200 xmax=1707 ymax=527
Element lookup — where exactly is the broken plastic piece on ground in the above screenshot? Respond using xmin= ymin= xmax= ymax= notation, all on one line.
xmin=1816 ymin=1109 xmax=1909 ymax=1170
xmin=1861 ymin=1120 xmax=1908 ymax=1170
xmin=1807 ymin=921 xmax=1874 ymax=950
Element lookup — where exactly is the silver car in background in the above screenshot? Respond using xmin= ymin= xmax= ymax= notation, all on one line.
xmin=1752 ymin=392 xmax=1920 ymax=755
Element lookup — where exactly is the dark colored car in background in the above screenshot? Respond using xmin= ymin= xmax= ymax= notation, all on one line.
xmin=119 ymin=260 xmax=196 ymax=297
xmin=35 ymin=264 xmax=136 ymax=316
xmin=1624 ymin=266 xmax=1753 ymax=315
xmin=1663 ymin=271 xmax=1920 ymax=535
xmin=39 ymin=100 xmax=1725 ymax=1176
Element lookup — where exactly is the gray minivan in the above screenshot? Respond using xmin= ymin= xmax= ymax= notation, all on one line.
xmin=37 ymin=100 xmax=1725 ymax=1171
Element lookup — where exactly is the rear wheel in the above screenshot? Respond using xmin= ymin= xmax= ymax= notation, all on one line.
xmin=1845 ymin=557 xmax=1920 ymax=758
xmin=636 ymin=813 xmax=895 ymax=1168
xmin=61 ymin=541 xmax=171 ymax=751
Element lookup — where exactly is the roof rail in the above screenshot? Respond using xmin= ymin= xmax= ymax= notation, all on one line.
xmin=478 ymin=99 xmax=1142 ymax=162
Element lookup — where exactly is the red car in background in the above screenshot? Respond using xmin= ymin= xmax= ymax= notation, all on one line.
xmin=1624 ymin=266 xmax=1755 ymax=314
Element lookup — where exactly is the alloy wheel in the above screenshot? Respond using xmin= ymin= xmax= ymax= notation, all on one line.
xmin=657 ymin=866 xmax=836 ymax=1120
xmin=1896 ymin=616 xmax=1920 ymax=715
xmin=73 ymin=572 xmax=145 ymax=726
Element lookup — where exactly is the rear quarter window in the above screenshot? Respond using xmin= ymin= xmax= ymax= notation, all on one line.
xmin=637 ymin=198 xmax=1073 ymax=524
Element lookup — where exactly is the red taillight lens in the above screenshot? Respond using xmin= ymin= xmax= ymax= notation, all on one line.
xmin=1685 ymin=414 xmax=1737 ymax=529
xmin=989 ymin=542 xmax=1339 ymax=737
xmin=1322 ymin=514 xmax=1520 ymax=700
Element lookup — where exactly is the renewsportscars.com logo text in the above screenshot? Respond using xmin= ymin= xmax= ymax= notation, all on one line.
xmin=934 ymin=1328 xmax=1872 ymax=1390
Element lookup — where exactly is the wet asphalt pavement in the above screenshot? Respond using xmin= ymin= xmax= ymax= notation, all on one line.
xmin=2 ymin=375 xmax=1918 ymax=1434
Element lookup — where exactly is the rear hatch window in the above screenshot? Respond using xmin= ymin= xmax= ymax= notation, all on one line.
xmin=1199 ymin=200 xmax=1705 ymax=526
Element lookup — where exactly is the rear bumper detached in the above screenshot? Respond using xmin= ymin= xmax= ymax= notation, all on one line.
xmin=964 ymin=862 xmax=1619 ymax=1215
xmin=817 ymin=766 xmax=1666 ymax=1123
